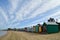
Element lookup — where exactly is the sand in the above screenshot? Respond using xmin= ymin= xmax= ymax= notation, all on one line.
xmin=0 ymin=31 xmax=60 ymax=40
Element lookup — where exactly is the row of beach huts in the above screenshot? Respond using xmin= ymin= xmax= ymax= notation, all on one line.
xmin=7 ymin=18 xmax=60 ymax=34
xmin=22 ymin=18 xmax=60 ymax=34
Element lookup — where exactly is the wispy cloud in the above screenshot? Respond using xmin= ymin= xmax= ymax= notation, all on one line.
xmin=24 ymin=0 xmax=60 ymax=20
xmin=0 ymin=0 xmax=60 ymax=29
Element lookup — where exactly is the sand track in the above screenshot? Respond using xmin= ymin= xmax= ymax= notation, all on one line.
xmin=0 ymin=31 xmax=60 ymax=40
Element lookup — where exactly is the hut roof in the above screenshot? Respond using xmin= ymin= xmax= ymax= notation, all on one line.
xmin=44 ymin=22 xmax=58 ymax=25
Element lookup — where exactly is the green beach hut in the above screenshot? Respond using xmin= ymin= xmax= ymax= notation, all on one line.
xmin=56 ymin=22 xmax=60 ymax=31
xmin=34 ymin=24 xmax=41 ymax=33
xmin=35 ymin=25 xmax=39 ymax=33
xmin=43 ymin=22 xmax=59 ymax=34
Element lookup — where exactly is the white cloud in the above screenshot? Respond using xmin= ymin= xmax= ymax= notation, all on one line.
xmin=28 ymin=10 xmax=60 ymax=25
xmin=50 ymin=11 xmax=60 ymax=17
xmin=16 ymin=13 xmax=23 ymax=21
xmin=16 ymin=0 xmax=42 ymax=20
xmin=0 ymin=0 xmax=60 ymax=28
xmin=0 ymin=7 xmax=8 ymax=22
xmin=24 ymin=0 xmax=60 ymax=20
xmin=11 ymin=0 xmax=60 ymax=27
xmin=9 ymin=0 xmax=20 ymax=14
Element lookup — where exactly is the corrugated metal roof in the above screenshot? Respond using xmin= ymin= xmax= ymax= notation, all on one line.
xmin=45 ymin=22 xmax=58 ymax=25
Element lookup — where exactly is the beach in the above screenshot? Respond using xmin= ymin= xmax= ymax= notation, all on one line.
xmin=0 ymin=31 xmax=60 ymax=40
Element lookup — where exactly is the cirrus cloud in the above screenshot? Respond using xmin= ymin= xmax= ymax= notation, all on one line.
xmin=0 ymin=0 xmax=60 ymax=29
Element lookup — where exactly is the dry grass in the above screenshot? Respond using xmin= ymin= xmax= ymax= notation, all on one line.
xmin=0 ymin=31 xmax=60 ymax=40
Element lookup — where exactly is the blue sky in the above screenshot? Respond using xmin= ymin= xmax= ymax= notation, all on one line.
xmin=0 ymin=0 xmax=60 ymax=29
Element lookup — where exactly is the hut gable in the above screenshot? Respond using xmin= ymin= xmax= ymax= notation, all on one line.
xmin=45 ymin=22 xmax=58 ymax=25
xmin=43 ymin=22 xmax=58 ymax=26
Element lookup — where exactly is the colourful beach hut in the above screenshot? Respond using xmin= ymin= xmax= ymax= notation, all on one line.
xmin=35 ymin=25 xmax=39 ymax=33
xmin=56 ymin=22 xmax=60 ymax=31
xmin=33 ymin=24 xmax=42 ymax=33
xmin=43 ymin=22 xmax=59 ymax=34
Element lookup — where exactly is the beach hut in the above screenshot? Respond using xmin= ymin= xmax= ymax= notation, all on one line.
xmin=56 ymin=22 xmax=60 ymax=31
xmin=33 ymin=25 xmax=39 ymax=33
xmin=33 ymin=24 xmax=42 ymax=33
xmin=26 ymin=27 xmax=32 ymax=32
xmin=24 ymin=27 xmax=34 ymax=32
xmin=38 ymin=24 xmax=42 ymax=33
xmin=26 ymin=27 xmax=30 ymax=32
xmin=29 ymin=27 xmax=34 ymax=32
xmin=33 ymin=26 xmax=36 ymax=32
xmin=24 ymin=27 xmax=27 ymax=32
xmin=39 ymin=27 xmax=42 ymax=33
xmin=43 ymin=22 xmax=59 ymax=34
xmin=35 ymin=24 xmax=39 ymax=33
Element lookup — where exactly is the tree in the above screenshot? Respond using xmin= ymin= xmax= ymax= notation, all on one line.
xmin=8 ymin=28 xmax=11 ymax=30
xmin=48 ymin=18 xmax=55 ymax=22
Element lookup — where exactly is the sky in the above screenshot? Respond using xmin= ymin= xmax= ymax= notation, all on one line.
xmin=0 ymin=0 xmax=60 ymax=29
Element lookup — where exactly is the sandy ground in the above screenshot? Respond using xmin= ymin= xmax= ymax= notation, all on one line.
xmin=0 ymin=31 xmax=60 ymax=40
